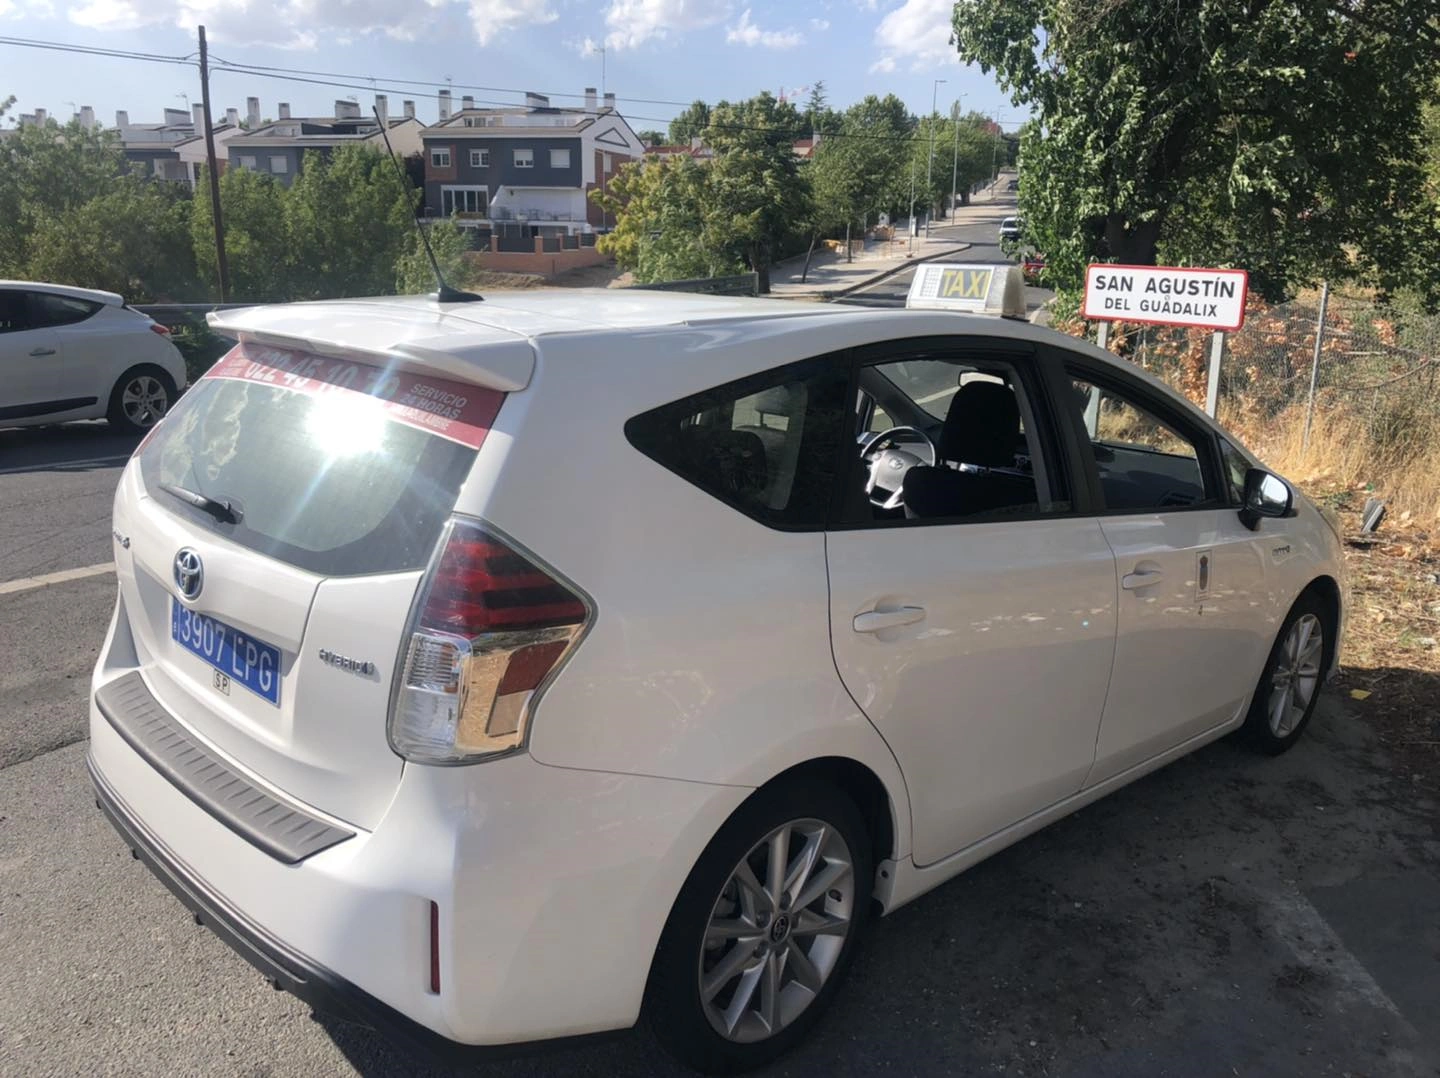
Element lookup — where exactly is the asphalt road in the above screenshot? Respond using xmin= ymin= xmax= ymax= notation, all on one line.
xmin=837 ymin=191 xmax=1053 ymax=312
xmin=3 ymin=363 xmax=1439 ymax=1074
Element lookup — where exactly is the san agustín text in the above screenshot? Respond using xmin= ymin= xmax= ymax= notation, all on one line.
xmin=1090 ymin=273 xmax=1239 ymax=317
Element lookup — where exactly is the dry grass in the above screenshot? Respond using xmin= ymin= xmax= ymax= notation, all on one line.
xmin=1222 ymin=398 xmax=1440 ymax=527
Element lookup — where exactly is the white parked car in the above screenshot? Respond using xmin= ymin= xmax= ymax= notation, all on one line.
xmin=0 ymin=281 xmax=186 ymax=434
xmin=88 ymin=280 xmax=1345 ymax=1074
xmin=999 ymin=216 xmax=1023 ymax=244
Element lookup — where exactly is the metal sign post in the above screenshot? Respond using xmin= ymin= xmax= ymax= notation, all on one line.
xmin=1204 ymin=331 xmax=1225 ymax=418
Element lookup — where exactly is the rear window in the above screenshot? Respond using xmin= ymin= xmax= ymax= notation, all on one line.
xmin=30 ymin=292 xmax=102 ymax=327
xmin=138 ymin=344 xmax=504 ymax=576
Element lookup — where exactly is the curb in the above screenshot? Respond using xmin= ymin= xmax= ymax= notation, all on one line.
xmin=771 ymin=243 xmax=974 ymax=302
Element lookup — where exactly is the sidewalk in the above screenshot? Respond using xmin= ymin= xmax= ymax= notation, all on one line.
xmin=769 ymin=177 xmax=1013 ymax=300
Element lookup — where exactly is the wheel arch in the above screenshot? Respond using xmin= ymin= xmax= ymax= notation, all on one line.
xmin=1297 ymin=573 xmax=1343 ymax=673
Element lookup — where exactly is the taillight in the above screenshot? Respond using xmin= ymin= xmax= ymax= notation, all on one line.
xmin=389 ymin=518 xmax=591 ymax=764
xmin=149 ymin=323 xmax=172 ymax=336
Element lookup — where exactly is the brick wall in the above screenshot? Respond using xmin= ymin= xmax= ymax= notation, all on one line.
xmin=471 ymin=239 xmax=608 ymax=277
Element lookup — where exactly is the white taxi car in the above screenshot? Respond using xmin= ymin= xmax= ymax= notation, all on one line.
xmin=88 ymin=271 xmax=1344 ymax=1073
xmin=0 ymin=281 xmax=186 ymax=433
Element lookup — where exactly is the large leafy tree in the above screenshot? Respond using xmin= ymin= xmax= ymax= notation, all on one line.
xmin=809 ymin=94 xmax=913 ymax=240
xmin=704 ymin=93 xmax=812 ymax=291
xmin=592 ymin=156 xmax=744 ymax=283
xmin=191 ymin=166 xmax=299 ymax=301
xmin=27 ymin=179 xmax=197 ymax=301
xmin=668 ymin=100 xmax=712 ymax=145
xmin=954 ymin=0 xmax=1440 ymax=301
xmin=0 ymin=118 xmax=129 ymax=277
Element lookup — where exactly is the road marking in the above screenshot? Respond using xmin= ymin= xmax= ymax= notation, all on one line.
xmin=1262 ymin=887 xmax=1402 ymax=1017
xmin=0 ymin=562 xmax=116 ymax=596
xmin=0 ymin=454 xmax=130 ymax=476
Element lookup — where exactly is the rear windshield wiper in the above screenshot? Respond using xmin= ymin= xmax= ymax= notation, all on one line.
xmin=159 ymin=482 xmax=243 ymax=525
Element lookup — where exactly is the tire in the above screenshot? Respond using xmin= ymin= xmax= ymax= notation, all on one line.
xmin=107 ymin=365 xmax=176 ymax=435
xmin=647 ymin=779 xmax=873 ymax=1075
xmin=1240 ymin=592 xmax=1334 ymax=755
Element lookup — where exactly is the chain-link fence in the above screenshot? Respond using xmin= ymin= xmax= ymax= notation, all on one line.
xmin=1084 ymin=290 xmax=1440 ymax=516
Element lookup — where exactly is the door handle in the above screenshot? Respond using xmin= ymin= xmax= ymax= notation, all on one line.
xmin=29 ymin=347 xmax=56 ymax=356
xmin=1121 ymin=569 xmax=1164 ymax=590
xmin=853 ymin=606 xmax=926 ymax=633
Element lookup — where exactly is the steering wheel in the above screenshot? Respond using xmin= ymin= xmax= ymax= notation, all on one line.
xmin=861 ymin=426 xmax=937 ymax=510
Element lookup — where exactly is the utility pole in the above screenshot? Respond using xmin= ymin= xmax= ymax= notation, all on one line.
xmin=198 ymin=26 xmax=230 ymax=302
xmin=989 ymin=109 xmax=1001 ymax=193
xmin=908 ymin=156 xmax=917 ymax=255
xmin=923 ymin=78 xmax=946 ymax=237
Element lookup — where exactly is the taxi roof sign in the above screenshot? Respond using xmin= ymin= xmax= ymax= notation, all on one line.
xmin=905 ymin=263 xmax=1026 ymax=318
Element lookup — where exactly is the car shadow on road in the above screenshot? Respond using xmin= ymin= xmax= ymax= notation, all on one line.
xmin=311 ymin=696 xmax=1440 ymax=1077
xmin=0 ymin=421 xmax=142 ymax=473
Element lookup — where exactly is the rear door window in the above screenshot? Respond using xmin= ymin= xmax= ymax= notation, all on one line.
xmin=138 ymin=343 xmax=505 ymax=576
xmin=29 ymin=292 xmax=102 ymax=328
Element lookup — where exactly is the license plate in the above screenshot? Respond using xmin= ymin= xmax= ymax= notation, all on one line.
xmin=171 ymin=600 xmax=281 ymax=706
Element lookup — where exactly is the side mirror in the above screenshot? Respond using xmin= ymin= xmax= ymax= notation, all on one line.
xmin=1240 ymin=468 xmax=1293 ymax=530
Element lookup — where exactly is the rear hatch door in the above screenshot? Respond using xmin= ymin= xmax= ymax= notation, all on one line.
xmin=117 ymin=340 xmax=511 ymax=829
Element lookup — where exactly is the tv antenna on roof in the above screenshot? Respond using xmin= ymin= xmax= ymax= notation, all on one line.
xmin=373 ymin=105 xmax=481 ymax=304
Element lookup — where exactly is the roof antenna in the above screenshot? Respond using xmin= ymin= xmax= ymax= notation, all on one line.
xmin=373 ymin=104 xmax=481 ymax=304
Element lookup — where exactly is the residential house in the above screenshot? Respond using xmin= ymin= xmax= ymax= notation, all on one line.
xmin=420 ymin=89 xmax=645 ymax=246
xmin=225 ymin=96 xmax=425 ymax=186
xmin=642 ymin=137 xmax=713 ymax=163
xmin=113 ymin=104 xmax=243 ymax=189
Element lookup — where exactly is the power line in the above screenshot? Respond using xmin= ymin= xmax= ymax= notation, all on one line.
xmin=0 ymin=35 xmax=195 ymax=66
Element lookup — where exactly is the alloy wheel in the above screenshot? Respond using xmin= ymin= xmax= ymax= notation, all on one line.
xmin=1268 ymin=613 xmax=1323 ymax=738
xmin=698 ymin=817 xmax=855 ymax=1044
xmin=122 ymin=375 xmax=168 ymax=428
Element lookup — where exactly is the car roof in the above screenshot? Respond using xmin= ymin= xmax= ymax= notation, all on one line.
xmin=0 ymin=280 xmax=125 ymax=306
xmin=207 ymin=289 xmax=1216 ymax=432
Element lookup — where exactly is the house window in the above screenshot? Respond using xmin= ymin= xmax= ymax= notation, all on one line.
xmin=430 ymin=147 xmax=452 ymax=168
xmin=152 ymin=160 xmax=166 ymax=176
xmin=602 ymin=152 xmax=613 ymax=173
xmin=441 ymin=186 xmax=488 ymax=217
xmin=549 ymin=148 xmax=570 ymax=169
xmin=270 ymin=156 xmax=289 ymax=174
xmin=469 ymin=148 xmax=489 ymax=168
xmin=514 ymin=148 xmax=534 ymax=168
xmin=238 ymin=155 xmax=257 ymax=170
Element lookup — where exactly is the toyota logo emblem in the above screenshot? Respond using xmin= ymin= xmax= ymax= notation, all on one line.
xmin=173 ymin=548 xmax=204 ymax=601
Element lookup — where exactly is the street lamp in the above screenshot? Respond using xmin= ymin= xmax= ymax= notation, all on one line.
xmin=923 ymin=78 xmax=946 ymax=238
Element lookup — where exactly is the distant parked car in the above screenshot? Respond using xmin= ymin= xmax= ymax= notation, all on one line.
xmin=1006 ymin=178 xmax=1019 ymax=192
xmin=998 ymin=217 xmax=1024 ymax=249
xmin=0 ymin=281 xmax=186 ymax=434
xmin=1022 ymin=254 xmax=1046 ymax=283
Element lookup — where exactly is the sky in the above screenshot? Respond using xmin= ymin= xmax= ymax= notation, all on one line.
xmin=0 ymin=0 xmax=1027 ymax=134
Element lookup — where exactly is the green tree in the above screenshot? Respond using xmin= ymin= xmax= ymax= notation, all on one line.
xmin=0 ymin=118 xmax=128 ymax=276
xmin=703 ymin=93 xmax=811 ymax=291
xmin=635 ymin=129 xmax=667 ymax=147
xmin=27 ymin=178 xmax=197 ymax=301
xmin=284 ymin=145 xmax=415 ymax=299
xmin=396 ymin=219 xmax=471 ymax=294
xmin=953 ymin=0 xmax=1440 ymax=301
xmin=668 ymin=100 xmax=712 ymax=145
xmin=592 ymin=157 xmax=743 ymax=283
xmin=192 ymin=166 xmax=298 ymax=301
xmin=809 ymin=95 xmax=912 ymax=247
xmin=804 ymin=82 xmax=841 ymax=138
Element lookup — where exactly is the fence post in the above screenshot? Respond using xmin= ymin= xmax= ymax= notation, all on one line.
xmin=1302 ymin=280 xmax=1330 ymax=454
xmin=1205 ymin=331 xmax=1225 ymax=417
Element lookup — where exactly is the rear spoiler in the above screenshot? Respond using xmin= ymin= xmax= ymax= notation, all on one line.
xmin=206 ymin=308 xmax=534 ymax=392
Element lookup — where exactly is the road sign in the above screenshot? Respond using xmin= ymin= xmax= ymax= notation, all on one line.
xmin=1082 ymin=264 xmax=1248 ymax=331
xmin=906 ymin=263 xmax=1026 ymax=318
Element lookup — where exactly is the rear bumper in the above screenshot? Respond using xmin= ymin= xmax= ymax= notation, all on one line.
xmin=86 ymin=670 xmax=751 ymax=1051
xmin=88 ymin=755 xmax=486 ymax=1061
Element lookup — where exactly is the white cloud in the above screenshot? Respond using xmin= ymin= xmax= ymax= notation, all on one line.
xmin=870 ymin=0 xmax=957 ymax=72
xmin=809 ymin=17 xmax=829 ymax=30
xmin=602 ymin=0 xmax=727 ymax=51
xmin=61 ymin=0 xmax=553 ymax=49
xmin=726 ymin=8 xmax=802 ymax=49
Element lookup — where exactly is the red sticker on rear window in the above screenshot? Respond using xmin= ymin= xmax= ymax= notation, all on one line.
xmin=205 ymin=342 xmax=503 ymax=450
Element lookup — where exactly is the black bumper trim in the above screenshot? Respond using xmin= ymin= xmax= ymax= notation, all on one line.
xmin=87 ymin=754 xmax=625 ymax=1065
xmin=95 ymin=672 xmax=352 ymax=864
